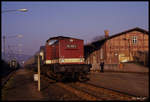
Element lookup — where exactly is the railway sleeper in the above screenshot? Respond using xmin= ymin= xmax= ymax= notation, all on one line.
xmin=54 ymin=72 xmax=89 ymax=82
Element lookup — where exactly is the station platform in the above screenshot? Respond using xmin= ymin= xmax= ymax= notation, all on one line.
xmin=88 ymin=71 xmax=149 ymax=97
xmin=2 ymin=68 xmax=44 ymax=101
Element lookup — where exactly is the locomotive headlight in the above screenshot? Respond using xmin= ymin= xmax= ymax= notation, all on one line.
xmin=60 ymin=58 xmax=64 ymax=62
xmin=40 ymin=52 xmax=44 ymax=60
xmin=80 ymin=58 xmax=84 ymax=62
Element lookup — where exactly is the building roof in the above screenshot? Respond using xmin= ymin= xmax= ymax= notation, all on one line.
xmin=107 ymin=27 xmax=148 ymax=40
xmin=84 ymin=27 xmax=149 ymax=54
xmin=86 ymin=27 xmax=148 ymax=46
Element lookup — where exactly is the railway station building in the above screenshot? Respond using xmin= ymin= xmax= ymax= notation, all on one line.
xmin=84 ymin=27 xmax=149 ymax=71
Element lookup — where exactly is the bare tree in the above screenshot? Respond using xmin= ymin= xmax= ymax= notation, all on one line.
xmin=92 ymin=35 xmax=105 ymax=42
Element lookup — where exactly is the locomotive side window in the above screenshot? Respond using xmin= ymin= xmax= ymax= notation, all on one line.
xmin=48 ymin=40 xmax=58 ymax=45
xmin=66 ymin=44 xmax=77 ymax=48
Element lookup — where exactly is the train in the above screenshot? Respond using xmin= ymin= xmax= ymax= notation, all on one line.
xmin=9 ymin=58 xmax=20 ymax=70
xmin=25 ymin=36 xmax=92 ymax=81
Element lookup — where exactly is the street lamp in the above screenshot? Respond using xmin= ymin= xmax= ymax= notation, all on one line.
xmin=2 ymin=8 xmax=28 ymax=13
xmin=17 ymin=9 xmax=28 ymax=12
xmin=2 ymin=8 xmax=28 ymax=62
xmin=4 ymin=34 xmax=23 ymax=38
xmin=17 ymin=34 xmax=23 ymax=38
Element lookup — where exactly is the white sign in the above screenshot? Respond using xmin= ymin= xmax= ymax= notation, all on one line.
xmin=34 ymin=74 xmax=38 ymax=81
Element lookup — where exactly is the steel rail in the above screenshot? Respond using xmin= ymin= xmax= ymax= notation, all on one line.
xmin=2 ymin=70 xmax=16 ymax=88
xmin=82 ymin=82 xmax=147 ymax=101
xmin=41 ymin=74 xmax=98 ymax=101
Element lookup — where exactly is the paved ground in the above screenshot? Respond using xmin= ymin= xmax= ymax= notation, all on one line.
xmin=120 ymin=63 xmax=149 ymax=73
xmin=89 ymin=63 xmax=149 ymax=98
xmin=88 ymin=71 xmax=149 ymax=97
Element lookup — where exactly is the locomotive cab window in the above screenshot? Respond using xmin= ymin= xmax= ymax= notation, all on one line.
xmin=48 ymin=40 xmax=58 ymax=45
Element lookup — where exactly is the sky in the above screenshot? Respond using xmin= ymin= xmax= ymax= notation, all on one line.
xmin=2 ymin=1 xmax=148 ymax=56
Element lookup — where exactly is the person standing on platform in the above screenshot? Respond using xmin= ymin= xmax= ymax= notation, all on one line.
xmin=100 ymin=62 xmax=104 ymax=72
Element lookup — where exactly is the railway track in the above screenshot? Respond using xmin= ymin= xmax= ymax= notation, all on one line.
xmin=41 ymin=74 xmax=97 ymax=100
xmin=57 ymin=82 xmax=98 ymax=100
xmin=2 ymin=70 xmax=16 ymax=88
xmin=41 ymin=74 xmax=141 ymax=101
xmin=71 ymin=82 xmax=135 ymax=100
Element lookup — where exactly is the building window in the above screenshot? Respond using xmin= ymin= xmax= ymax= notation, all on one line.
xmin=132 ymin=36 xmax=137 ymax=44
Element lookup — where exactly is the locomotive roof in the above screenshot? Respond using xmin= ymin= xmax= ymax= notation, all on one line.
xmin=46 ymin=36 xmax=82 ymax=43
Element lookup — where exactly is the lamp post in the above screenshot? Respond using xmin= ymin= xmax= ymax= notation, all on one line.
xmin=38 ymin=53 xmax=43 ymax=91
xmin=2 ymin=8 xmax=28 ymax=61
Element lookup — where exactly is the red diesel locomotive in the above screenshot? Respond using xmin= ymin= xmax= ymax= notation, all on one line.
xmin=39 ymin=36 xmax=91 ymax=81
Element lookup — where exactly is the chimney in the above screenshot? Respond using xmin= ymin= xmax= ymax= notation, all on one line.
xmin=104 ymin=30 xmax=109 ymax=38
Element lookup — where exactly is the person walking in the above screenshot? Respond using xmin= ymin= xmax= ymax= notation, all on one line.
xmin=100 ymin=62 xmax=104 ymax=72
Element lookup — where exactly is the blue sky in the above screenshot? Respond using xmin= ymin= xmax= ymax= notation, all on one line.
xmin=2 ymin=1 xmax=148 ymax=56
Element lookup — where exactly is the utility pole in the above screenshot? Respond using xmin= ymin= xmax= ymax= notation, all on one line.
xmin=3 ymin=35 xmax=6 ymax=60
xmin=2 ymin=34 xmax=23 ymax=62
xmin=38 ymin=55 xmax=41 ymax=91
xmin=2 ymin=8 xmax=28 ymax=60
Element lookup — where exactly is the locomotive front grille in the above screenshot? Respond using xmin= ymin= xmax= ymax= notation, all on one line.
xmin=45 ymin=58 xmax=85 ymax=64
xmin=59 ymin=58 xmax=84 ymax=63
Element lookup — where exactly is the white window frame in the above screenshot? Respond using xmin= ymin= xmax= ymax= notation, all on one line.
xmin=132 ymin=36 xmax=137 ymax=44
